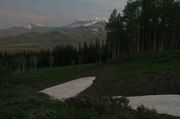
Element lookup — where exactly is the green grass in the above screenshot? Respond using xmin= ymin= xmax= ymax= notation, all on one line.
xmin=2 ymin=51 xmax=180 ymax=119
xmin=14 ymin=51 xmax=180 ymax=96
xmin=14 ymin=64 xmax=98 ymax=89
xmin=0 ymin=85 xmax=100 ymax=119
xmin=2 ymin=85 xmax=178 ymax=119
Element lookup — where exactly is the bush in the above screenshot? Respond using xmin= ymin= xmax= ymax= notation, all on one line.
xmin=136 ymin=105 xmax=158 ymax=119
xmin=0 ymin=66 xmax=12 ymax=85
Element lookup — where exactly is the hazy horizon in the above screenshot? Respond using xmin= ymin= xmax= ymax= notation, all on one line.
xmin=0 ymin=0 xmax=127 ymax=29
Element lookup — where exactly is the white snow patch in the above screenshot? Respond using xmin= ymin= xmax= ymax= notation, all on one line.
xmin=40 ymin=78 xmax=180 ymax=117
xmin=40 ymin=76 xmax=96 ymax=101
xmin=84 ymin=21 xmax=98 ymax=27
xmin=115 ymin=95 xmax=180 ymax=117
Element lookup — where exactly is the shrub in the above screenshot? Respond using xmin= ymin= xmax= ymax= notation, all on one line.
xmin=0 ymin=66 xmax=12 ymax=85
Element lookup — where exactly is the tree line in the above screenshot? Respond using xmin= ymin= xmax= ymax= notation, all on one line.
xmin=106 ymin=0 xmax=180 ymax=59
xmin=0 ymin=41 xmax=109 ymax=75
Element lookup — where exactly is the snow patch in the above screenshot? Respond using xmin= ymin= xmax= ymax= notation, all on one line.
xmin=21 ymin=23 xmax=45 ymax=29
xmin=65 ymin=17 xmax=107 ymax=28
xmin=40 ymin=77 xmax=96 ymax=101
xmin=115 ymin=95 xmax=180 ymax=117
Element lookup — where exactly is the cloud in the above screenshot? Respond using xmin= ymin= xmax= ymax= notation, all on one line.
xmin=81 ymin=0 xmax=127 ymax=8
xmin=0 ymin=0 xmax=128 ymax=29
xmin=0 ymin=10 xmax=48 ymax=21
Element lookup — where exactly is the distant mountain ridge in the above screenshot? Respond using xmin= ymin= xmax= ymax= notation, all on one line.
xmin=0 ymin=17 xmax=107 ymax=38
xmin=0 ymin=23 xmax=51 ymax=38
xmin=0 ymin=17 xmax=107 ymax=51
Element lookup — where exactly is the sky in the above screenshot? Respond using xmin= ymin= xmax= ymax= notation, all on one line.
xmin=0 ymin=0 xmax=127 ymax=29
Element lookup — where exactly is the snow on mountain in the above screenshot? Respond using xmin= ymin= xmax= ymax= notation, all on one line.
xmin=0 ymin=23 xmax=48 ymax=38
xmin=22 ymin=24 xmax=32 ymax=30
xmin=83 ymin=21 xmax=98 ymax=27
xmin=0 ymin=17 xmax=108 ymax=38
xmin=65 ymin=17 xmax=108 ymax=28
xmin=21 ymin=23 xmax=45 ymax=30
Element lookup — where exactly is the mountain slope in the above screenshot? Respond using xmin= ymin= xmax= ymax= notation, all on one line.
xmin=0 ymin=18 xmax=106 ymax=51
xmin=0 ymin=28 xmax=105 ymax=51
xmin=0 ymin=24 xmax=50 ymax=38
xmin=63 ymin=17 xmax=107 ymax=28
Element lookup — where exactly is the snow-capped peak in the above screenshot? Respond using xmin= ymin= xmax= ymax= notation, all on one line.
xmin=91 ymin=17 xmax=108 ymax=22
xmin=65 ymin=17 xmax=108 ymax=28
xmin=23 ymin=24 xmax=32 ymax=29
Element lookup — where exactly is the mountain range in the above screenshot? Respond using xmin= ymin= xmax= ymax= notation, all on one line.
xmin=0 ymin=18 xmax=107 ymax=51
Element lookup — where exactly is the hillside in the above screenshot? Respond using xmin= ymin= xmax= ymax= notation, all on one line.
xmin=0 ymin=24 xmax=50 ymax=38
xmin=1 ymin=52 xmax=180 ymax=119
xmin=0 ymin=29 xmax=105 ymax=51
xmin=0 ymin=19 xmax=106 ymax=51
xmin=14 ymin=51 xmax=180 ymax=96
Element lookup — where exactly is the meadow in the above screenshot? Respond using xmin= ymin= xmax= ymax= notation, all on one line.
xmin=1 ymin=51 xmax=180 ymax=119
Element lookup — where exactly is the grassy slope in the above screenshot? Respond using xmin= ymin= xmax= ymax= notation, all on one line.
xmin=15 ymin=51 xmax=180 ymax=96
xmin=0 ymin=85 xmax=100 ymax=119
xmin=0 ymin=29 xmax=105 ymax=51
xmin=14 ymin=64 xmax=98 ymax=89
xmin=1 ymin=51 xmax=180 ymax=119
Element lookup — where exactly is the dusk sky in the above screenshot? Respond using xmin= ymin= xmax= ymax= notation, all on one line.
xmin=0 ymin=0 xmax=127 ymax=29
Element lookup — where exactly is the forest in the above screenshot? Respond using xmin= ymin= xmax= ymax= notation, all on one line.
xmin=106 ymin=0 xmax=180 ymax=58
xmin=0 ymin=40 xmax=109 ymax=81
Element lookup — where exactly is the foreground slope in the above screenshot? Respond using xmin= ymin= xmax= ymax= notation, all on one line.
xmin=1 ymin=52 xmax=180 ymax=118
xmin=15 ymin=52 xmax=180 ymax=96
xmin=39 ymin=77 xmax=180 ymax=116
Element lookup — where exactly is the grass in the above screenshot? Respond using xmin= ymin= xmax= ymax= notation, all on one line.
xmin=2 ymin=51 xmax=180 ymax=119
xmin=14 ymin=64 xmax=98 ymax=89
xmin=1 ymin=85 xmax=179 ymax=119
xmin=14 ymin=51 xmax=180 ymax=96
xmin=0 ymin=85 xmax=100 ymax=119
